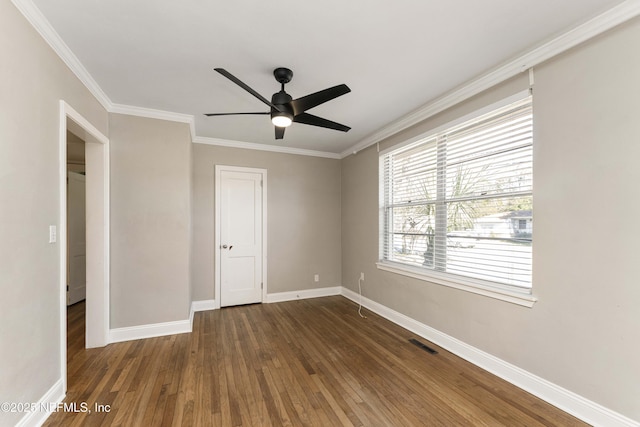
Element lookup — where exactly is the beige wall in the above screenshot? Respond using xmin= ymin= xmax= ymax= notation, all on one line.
xmin=109 ymin=114 xmax=192 ymax=328
xmin=4 ymin=0 xmax=639 ymax=422
xmin=0 ymin=2 xmax=108 ymax=425
xmin=341 ymin=17 xmax=640 ymax=420
xmin=192 ymin=144 xmax=341 ymax=301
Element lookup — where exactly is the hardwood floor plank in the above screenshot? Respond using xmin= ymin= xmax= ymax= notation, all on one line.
xmin=44 ymin=297 xmax=587 ymax=426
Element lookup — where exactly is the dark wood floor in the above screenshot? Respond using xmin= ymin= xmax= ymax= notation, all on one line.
xmin=45 ymin=297 xmax=586 ymax=426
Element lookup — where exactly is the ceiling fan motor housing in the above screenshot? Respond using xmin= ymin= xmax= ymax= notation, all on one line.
xmin=271 ymin=91 xmax=293 ymax=121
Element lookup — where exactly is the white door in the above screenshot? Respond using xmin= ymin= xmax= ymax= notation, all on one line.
xmin=67 ymin=171 xmax=86 ymax=305
xmin=218 ymin=168 xmax=264 ymax=307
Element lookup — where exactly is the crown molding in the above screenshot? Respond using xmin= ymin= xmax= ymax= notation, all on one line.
xmin=110 ymin=103 xmax=197 ymax=140
xmin=341 ymin=0 xmax=640 ymax=159
xmin=11 ymin=0 xmax=335 ymax=158
xmin=15 ymin=0 xmax=640 ymax=160
xmin=11 ymin=0 xmax=113 ymax=111
xmin=193 ymin=136 xmax=342 ymax=159
xmin=110 ymin=104 xmax=194 ymax=123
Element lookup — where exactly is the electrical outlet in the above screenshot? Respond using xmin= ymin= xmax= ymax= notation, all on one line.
xmin=314 ymin=274 xmax=319 ymax=282
xmin=360 ymin=272 xmax=365 ymax=281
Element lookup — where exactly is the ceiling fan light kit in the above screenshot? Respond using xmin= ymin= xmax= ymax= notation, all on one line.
xmin=271 ymin=113 xmax=293 ymax=127
xmin=205 ymin=67 xmax=351 ymax=140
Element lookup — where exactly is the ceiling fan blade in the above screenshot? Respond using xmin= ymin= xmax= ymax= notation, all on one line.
xmin=275 ymin=126 xmax=285 ymax=140
xmin=293 ymin=113 xmax=351 ymax=132
xmin=204 ymin=112 xmax=269 ymax=116
xmin=214 ymin=68 xmax=282 ymax=112
xmin=290 ymin=84 xmax=351 ymax=115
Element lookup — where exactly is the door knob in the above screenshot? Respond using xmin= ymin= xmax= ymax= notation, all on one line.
xmin=222 ymin=244 xmax=228 ymax=249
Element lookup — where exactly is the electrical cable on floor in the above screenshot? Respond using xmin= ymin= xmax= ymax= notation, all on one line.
xmin=358 ymin=276 xmax=367 ymax=318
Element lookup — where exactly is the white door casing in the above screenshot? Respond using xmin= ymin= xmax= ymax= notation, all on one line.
xmin=59 ymin=101 xmax=110 ymax=394
xmin=67 ymin=171 xmax=86 ymax=305
xmin=215 ymin=165 xmax=267 ymax=308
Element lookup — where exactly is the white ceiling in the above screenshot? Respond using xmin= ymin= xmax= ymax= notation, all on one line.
xmin=30 ymin=0 xmax=626 ymax=154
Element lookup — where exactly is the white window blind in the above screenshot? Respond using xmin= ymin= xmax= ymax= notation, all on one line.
xmin=380 ymin=95 xmax=533 ymax=290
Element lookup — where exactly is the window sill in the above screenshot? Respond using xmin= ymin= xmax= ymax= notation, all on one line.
xmin=376 ymin=261 xmax=537 ymax=307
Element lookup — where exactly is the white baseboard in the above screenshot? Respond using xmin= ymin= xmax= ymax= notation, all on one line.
xmin=265 ymin=286 xmax=342 ymax=303
xmin=107 ymin=289 xmax=341 ymax=343
xmin=31 ymin=290 xmax=637 ymax=427
xmin=340 ymin=287 xmax=639 ymax=427
xmin=191 ymin=299 xmax=215 ymax=312
xmin=15 ymin=379 xmax=65 ymax=427
xmin=109 ymin=317 xmax=192 ymax=343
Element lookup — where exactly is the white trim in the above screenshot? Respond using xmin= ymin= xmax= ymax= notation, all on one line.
xmin=191 ymin=299 xmax=216 ymax=312
xmin=195 ymin=136 xmax=341 ymax=159
xmin=15 ymin=379 xmax=65 ymax=427
xmin=109 ymin=318 xmax=192 ymax=343
xmin=14 ymin=0 xmax=640 ymax=160
xmin=108 ymin=299 xmax=215 ymax=344
xmin=57 ymin=102 xmax=67 ymax=398
xmin=61 ymin=102 xmax=109 ymax=145
xmin=10 ymin=0 xmax=331 ymax=160
xmin=110 ymin=103 xmax=193 ymax=124
xmin=265 ymin=286 xmax=342 ymax=304
xmin=340 ymin=288 xmax=640 ymax=427
xmin=261 ymin=172 xmax=268 ymax=305
xmin=110 ymin=103 xmax=197 ymax=141
xmin=341 ymin=1 xmax=640 ymax=159
xmin=11 ymin=0 xmax=112 ymax=111
xmin=59 ymin=101 xmax=110 ymax=399
xmin=514 ymin=1 xmax=640 ymax=73
xmin=376 ymin=262 xmax=537 ymax=308
xmin=214 ymin=166 xmax=221 ymax=309
xmin=378 ymin=90 xmax=531 ymax=156
xmin=214 ymin=165 xmax=268 ymax=309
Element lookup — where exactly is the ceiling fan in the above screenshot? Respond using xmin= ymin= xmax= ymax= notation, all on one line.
xmin=205 ymin=68 xmax=351 ymax=140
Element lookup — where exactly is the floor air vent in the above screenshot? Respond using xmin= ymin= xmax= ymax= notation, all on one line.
xmin=409 ymin=338 xmax=438 ymax=354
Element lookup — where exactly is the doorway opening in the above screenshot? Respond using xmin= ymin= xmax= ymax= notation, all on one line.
xmin=59 ymin=101 xmax=110 ymax=393
xmin=67 ymin=131 xmax=86 ymax=307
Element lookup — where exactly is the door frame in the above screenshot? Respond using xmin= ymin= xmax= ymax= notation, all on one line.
xmin=59 ymin=101 xmax=110 ymax=392
xmin=214 ymin=165 xmax=267 ymax=309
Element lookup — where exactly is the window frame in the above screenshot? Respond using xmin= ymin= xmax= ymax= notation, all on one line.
xmin=377 ymin=91 xmax=537 ymax=307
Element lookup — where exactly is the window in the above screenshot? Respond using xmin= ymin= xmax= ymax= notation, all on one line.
xmin=379 ymin=94 xmax=533 ymax=297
